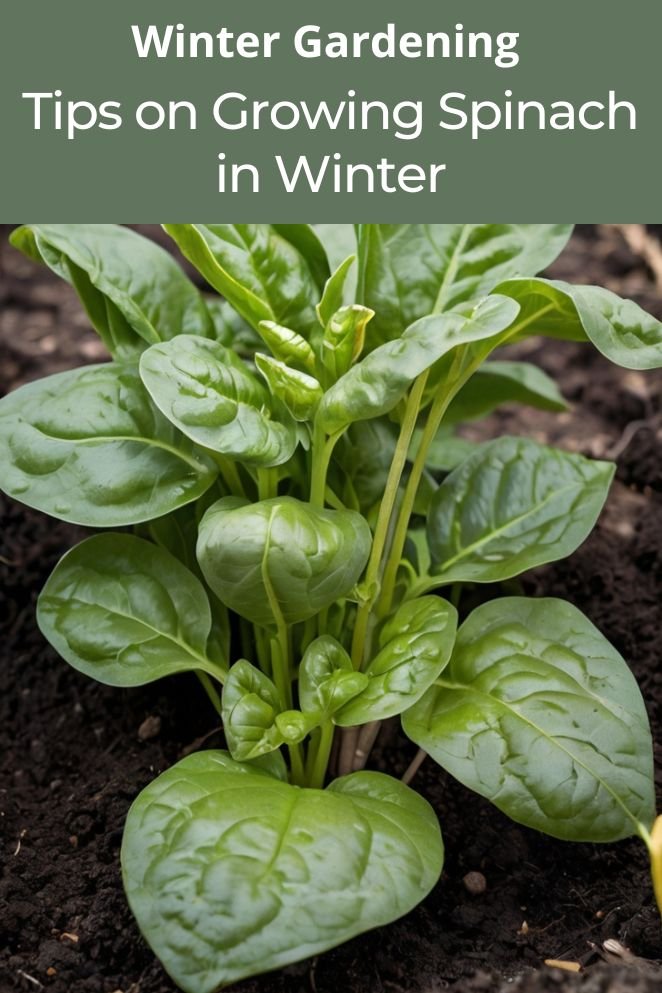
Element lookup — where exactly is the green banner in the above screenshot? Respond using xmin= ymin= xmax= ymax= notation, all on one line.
xmin=0 ymin=0 xmax=659 ymax=218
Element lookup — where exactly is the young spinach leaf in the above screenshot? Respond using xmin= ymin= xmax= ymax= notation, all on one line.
xmin=196 ymin=496 xmax=371 ymax=626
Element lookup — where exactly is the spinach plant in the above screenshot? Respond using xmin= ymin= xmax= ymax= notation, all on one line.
xmin=2 ymin=223 xmax=661 ymax=992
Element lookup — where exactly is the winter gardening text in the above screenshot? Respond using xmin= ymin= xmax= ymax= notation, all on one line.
xmin=20 ymin=21 xmax=637 ymax=194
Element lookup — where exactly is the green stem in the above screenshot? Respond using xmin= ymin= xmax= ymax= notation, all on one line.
xmin=377 ymin=356 xmax=468 ymax=616
xmin=350 ymin=372 xmax=429 ymax=669
xmin=310 ymin=421 xmax=342 ymax=507
xmin=378 ymin=306 xmax=557 ymax=617
xmin=308 ymin=721 xmax=334 ymax=789
xmin=257 ymin=466 xmax=276 ymax=501
xmin=213 ymin=454 xmax=246 ymax=498
xmin=196 ymin=671 xmax=223 ymax=718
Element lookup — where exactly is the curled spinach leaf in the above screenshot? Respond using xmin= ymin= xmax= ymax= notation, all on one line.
xmin=197 ymin=496 xmax=371 ymax=626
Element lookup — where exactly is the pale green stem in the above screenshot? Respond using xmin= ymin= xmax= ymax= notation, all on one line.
xmin=307 ymin=721 xmax=335 ymax=789
xmin=350 ymin=372 xmax=429 ymax=670
xmin=213 ymin=454 xmax=246 ymax=498
xmin=377 ymin=304 xmax=556 ymax=619
xmin=310 ymin=422 xmax=342 ymax=507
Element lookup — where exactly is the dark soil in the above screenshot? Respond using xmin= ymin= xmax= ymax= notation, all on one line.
xmin=2 ymin=225 xmax=662 ymax=993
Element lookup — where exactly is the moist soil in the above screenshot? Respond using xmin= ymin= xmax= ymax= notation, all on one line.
xmin=2 ymin=225 xmax=662 ymax=993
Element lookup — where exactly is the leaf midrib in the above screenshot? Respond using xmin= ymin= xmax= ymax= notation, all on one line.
xmin=435 ymin=476 xmax=594 ymax=575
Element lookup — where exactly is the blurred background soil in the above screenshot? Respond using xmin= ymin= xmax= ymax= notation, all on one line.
xmin=2 ymin=225 xmax=662 ymax=993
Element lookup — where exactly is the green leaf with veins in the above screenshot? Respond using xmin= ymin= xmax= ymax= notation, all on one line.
xmin=317 ymin=295 xmax=520 ymax=435
xmin=0 ymin=363 xmax=216 ymax=526
xmin=37 ymin=534 xmax=225 ymax=686
xmin=222 ymin=660 xmax=286 ymax=760
xmin=140 ymin=335 xmax=298 ymax=467
xmin=257 ymin=321 xmax=317 ymax=374
xmin=122 ymin=751 xmax=443 ymax=993
xmin=164 ymin=224 xmax=319 ymax=336
xmin=403 ymin=597 xmax=655 ymax=841
xmin=445 ymin=360 xmax=567 ymax=424
xmin=196 ymin=496 xmax=372 ymax=627
xmin=424 ymin=437 xmax=614 ymax=585
xmin=270 ymin=223 xmax=331 ymax=292
xmin=356 ymin=224 xmax=572 ymax=346
xmin=335 ymin=597 xmax=457 ymax=725
xmin=11 ymin=224 xmax=213 ymax=358
xmin=299 ymin=636 xmax=369 ymax=716
xmin=495 ymin=277 xmax=662 ymax=366
xmin=255 ymin=353 xmax=323 ymax=421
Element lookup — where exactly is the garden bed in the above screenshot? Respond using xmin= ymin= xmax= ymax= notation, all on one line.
xmin=2 ymin=225 xmax=662 ymax=993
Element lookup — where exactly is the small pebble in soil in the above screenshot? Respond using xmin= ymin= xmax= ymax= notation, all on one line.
xmin=138 ymin=715 xmax=161 ymax=740
xmin=463 ymin=870 xmax=487 ymax=895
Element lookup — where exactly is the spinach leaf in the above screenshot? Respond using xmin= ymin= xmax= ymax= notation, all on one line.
xmin=318 ymin=295 xmax=520 ymax=434
xmin=140 ymin=335 xmax=298 ymax=466
xmin=37 ymin=534 xmax=225 ymax=685
xmin=122 ymin=750 xmax=443 ymax=993
xmin=357 ymin=224 xmax=572 ymax=345
xmin=336 ymin=597 xmax=457 ymax=725
xmin=299 ymin=636 xmax=369 ymax=716
xmin=403 ymin=597 xmax=655 ymax=841
xmin=0 ymin=363 xmax=216 ymax=525
xmin=11 ymin=223 xmax=212 ymax=358
xmin=164 ymin=224 xmax=319 ymax=336
xmin=196 ymin=497 xmax=371 ymax=626
xmin=445 ymin=360 xmax=567 ymax=424
xmin=424 ymin=437 xmax=614 ymax=584
xmin=497 ymin=277 xmax=662 ymax=366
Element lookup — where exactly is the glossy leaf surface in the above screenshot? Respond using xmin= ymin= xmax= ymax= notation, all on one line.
xmin=257 ymin=321 xmax=317 ymax=374
xmin=403 ymin=598 xmax=655 ymax=841
xmin=426 ymin=437 xmax=614 ymax=584
xmin=496 ymin=277 xmax=662 ymax=367
xmin=299 ymin=636 xmax=369 ymax=716
xmin=11 ymin=223 xmax=212 ymax=357
xmin=122 ymin=751 xmax=443 ymax=992
xmin=164 ymin=224 xmax=318 ymax=336
xmin=197 ymin=497 xmax=372 ymax=626
xmin=336 ymin=597 xmax=457 ymax=725
xmin=222 ymin=661 xmax=285 ymax=760
xmin=140 ymin=335 xmax=297 ymax=467
xmin=318 ymin=295 xmax=520 ymax=434
xmin=357 ymin=224 xmax=572 ymax=345
xmin=0 ymin=363 xmax=216 ymax=525
xmin=255 ymin=353 xmax=323 ymax=421
xmin=37 ymin=534 xmax=224 ymax=685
